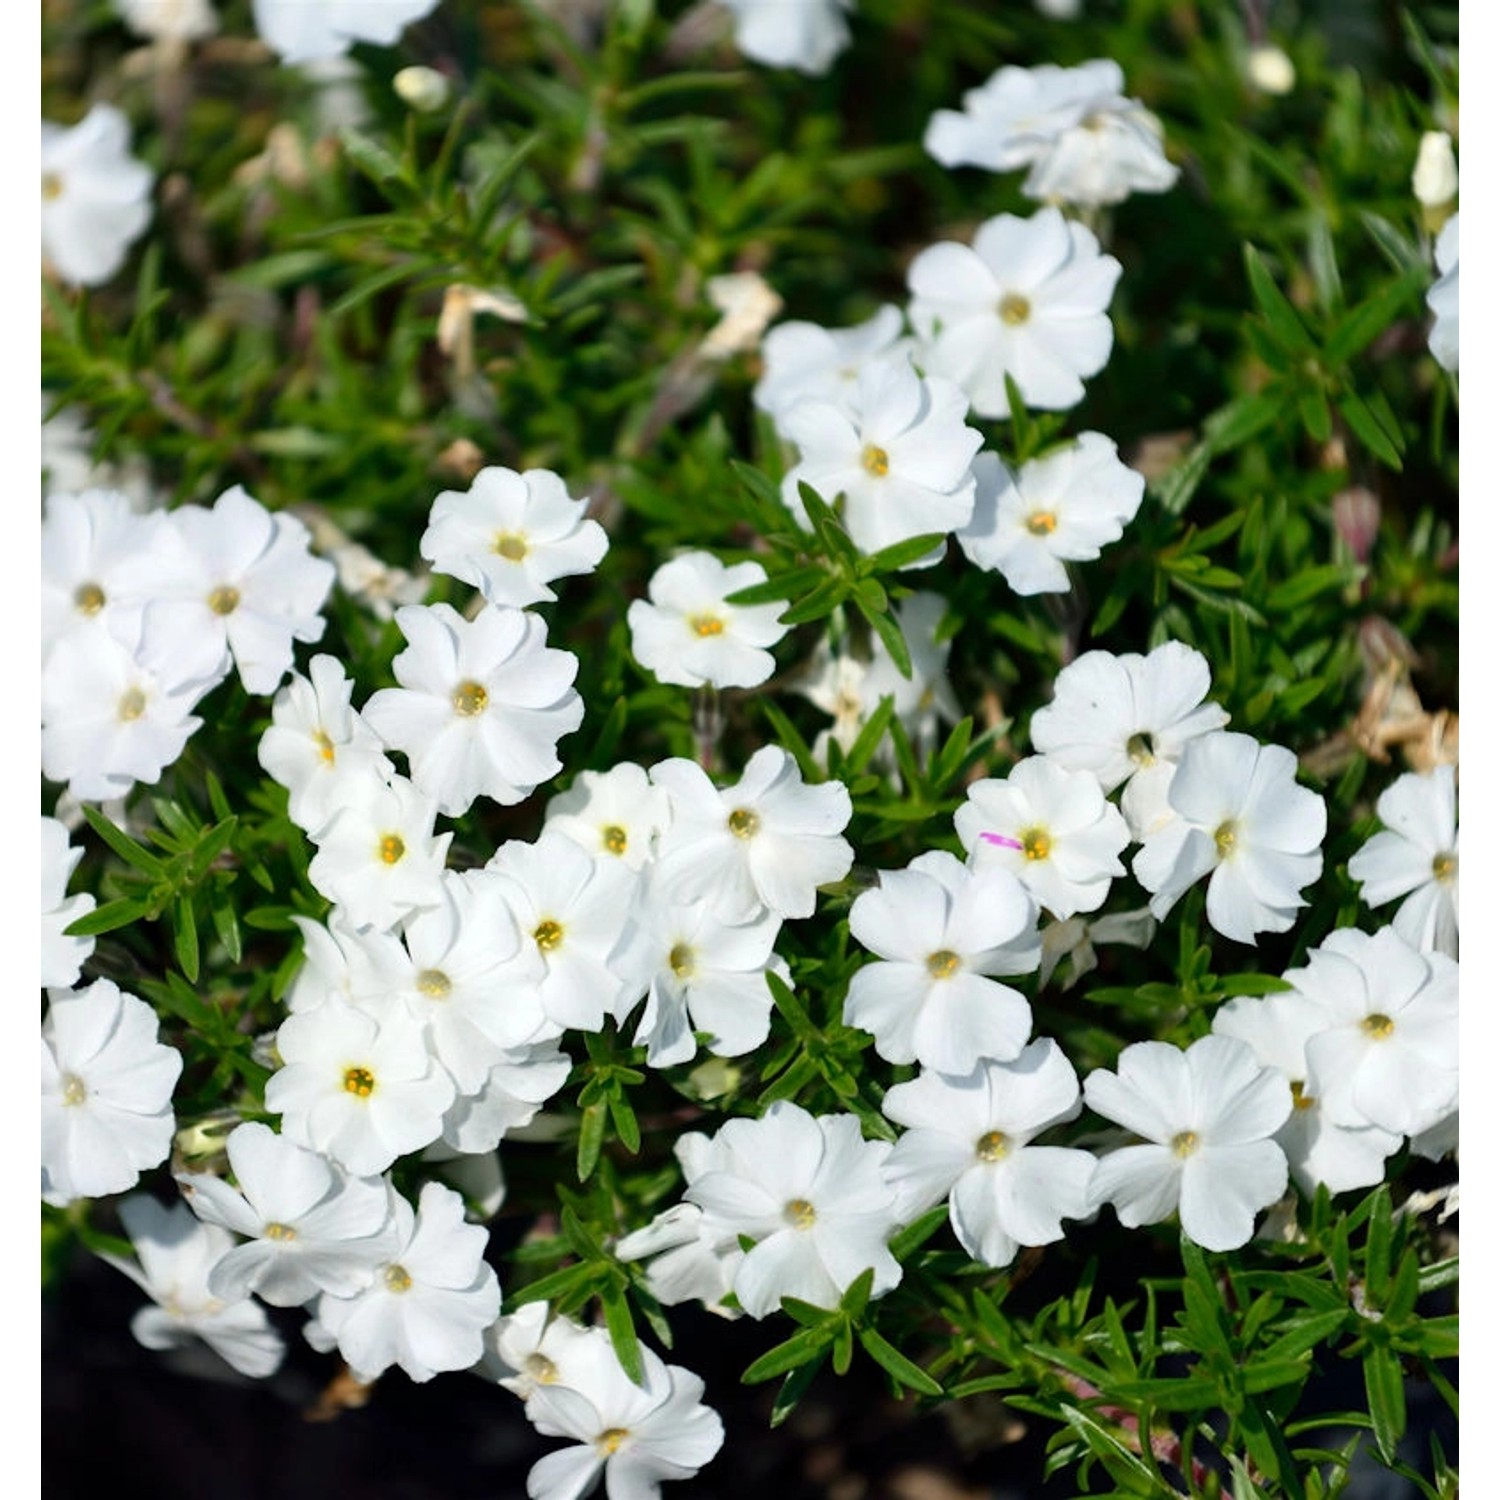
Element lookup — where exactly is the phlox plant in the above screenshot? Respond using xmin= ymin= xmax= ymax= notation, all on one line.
xmin=42 ymin=1 xmax=1458 ymax=1497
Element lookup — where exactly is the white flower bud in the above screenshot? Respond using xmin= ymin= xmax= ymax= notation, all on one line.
xmin=1246 ymin=45 xmax=1296 ymax=95
xmin=1412 ymin=130 xmax=1458 ymax=208
xmin=394 ymin=65 xmax=451 ymax=113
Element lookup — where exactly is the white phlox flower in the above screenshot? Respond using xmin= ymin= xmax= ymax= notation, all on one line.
xmin=116 ymin=0 xmax=218 ymax=41
xmin=627 ymin=551 xmax=789 ymax=690
xmin=753 ymin=304 xmax=908 ymax=432
xmin=544 ymin=762 xmax=671 ymax=871
xmin=1346 ymin=765 xmax=1458 ymax=957
xmin=439 ymin=1039 xmax=573 ymax=1154
xmin=1211 ymin=991 xmax=1401 ymax=1196
xmin=1028 ymin=640 xmax=1229 ymax=839
xmin=882 ymin=1040 xmax=1095 ymax=1267
xmin=122 ymin=486 xmax=335 ymax=695
xmin=98 ymin=1195 xmax=284 ymax=1378
xmin=955 ymin=756 xmax=1130 ymax=919
xmin=617 ymin=878 xmax=788 ymax=1068
xmin=685 ymin=1101 xmax=902 ymax=1318
xmin=177 ymin=1121 xmax=395 ymax=1307
xmin=41 ymin=815 xmax=95 ymax=990
xmin=1288 ymin=926 xmax=1459 ymax=1139
xmin=41 ymin=105 xmax=154 ymax=288
xmin=1427 ymin=213 xmax=1458 ymax=372
xmin=523 ymin=1342 xmax=725 ymax=1500
xmin=252 ymin=0 xmax=440 ymax=63
xmin=486 ymin=829 xmax=642 ymax=1036
xmin=306 ymin=771 xmax=452 ymax=931
xmin=718 ymin=0 xmax=854 ymax=76
xmin=257 ymin=654 xmax=393 ymax=834
xmin=1037 ymin=906 xmax=1156 ymax=990
xmin=1084 ymin=1034 xmax=1292 ymax=1251
xmin=907 ymin=207 xmax=1122 ymax=414
xmin=285 ymin=910 xmax=398 ymax=1015
xmin=1132 ymin=730 xmax=1326 ymax=943
xmin=313 ymin=1181 xmax=500 ymax=1383
xmin=265 ymin=994 xmax=456 ymax=1175
xmin=42 ymin=979 xmax=183 ymax=1206
xmin=651 ymin=747 xmax=855 ymax=922
xmin=1019 ymin=107 xmax=1176 ymax=207
xmin=419 ymin=466 xmax=608 ymax=608
xmin=479 ymin=1302 xmax=612 ymax=1398
xmin=780 ymin=357 xmax=982 ymax=561
xmin=42 ymin=606 xmax=226 ymax=803
xmin=362 ymin=602 xmax=584 ymax=817
xmin=844 ymin=850 xmax=1040 ymax=1072
xmin=957 ymin=437 xmax=1144 ymax=595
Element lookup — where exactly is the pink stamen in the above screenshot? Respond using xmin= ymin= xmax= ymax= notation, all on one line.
xmin=980 ymin=831 xmax=1024 ymax=850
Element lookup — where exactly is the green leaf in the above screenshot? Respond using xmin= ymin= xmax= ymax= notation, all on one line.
xmin=857 ymin=1327 xmax=943 ymax=1396
xmin=64 ymin=896 xmax=153 ymax=938
xmin=769 ymin=1351 xmax=825 ymax=1427
xmin=780 ymin=574 xmax=851 ymax=626
xmin=80 ymin=804 xmax=165 ymax=876
xmin=1337 ymin=389 xmax=1404 ymax=470
xmin=600 ymin=1281 xmax=645 ymax=1385
xmin=860 ymin=533 xmax=947 ymax=574
xmin=1244 ymin=245 xmax=1317 ymax=356
xmin=1363 ymin=1344 xmax=1407 ymax=1464
xmin=173 ymin=893 xmax=200 ymax=983
xmin=839 ymin=1268 xmax=875 ymax=1319
xmin=1325 ymin=269 xmax=1426 ymax=365
xmin=742 ymin=1321 xmax=836 ymax=1384
xmin=724 ymin=565 xmax=827 ymax=605
xmin=576 ymin=1100 xmax=607 ymax=1181
xmin=888 ymin=1204 xmax=949 ymax=1262
xmin=864 ymin=600 xmax=913 ymax=679
xmin=607 ymin=1087 xmax=641 ymax=1155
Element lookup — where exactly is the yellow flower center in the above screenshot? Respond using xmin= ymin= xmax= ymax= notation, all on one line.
xmin=73 ymin=582 xmax=106 ymax=616
xmin=1431 ymin=851 xmax=1457 ymax=883
xmin=861 ymin=443 xmax=891 ymax=477
xmin=1213 ymin=820 xmax=1238 ymax=858
xmin=689 ymin=613 xmax=725 ymax=637
xmin=207 ymin=584 xmax=241 ymax=616
xmin=313 ymin=729 xmax=336 ymax=765
xmin=343 ymin=1066 xmax=377 ymax=1098
xmin=60 ymin=1073 xmax=87 ymax=1107
xmin=1361 ymin=1013 xmax=1396 ymax=1040
xmin=728 ymin=807 xmax=760 ymax=839
xmin=999 ymin=293 xmax=1032 ymax=326
xmin=264 ymin=1222 xmax=297 ymax=1242
xmin=596 ymin=1428 xmax=630 ymax=1456
xmin=534 ymin=918 xmax=565 ymax=952
xmin=1171 ymin=1130 xmax=1201 ymax=1158
xmin=669 ymin=942 xmax=696 ymax=978
xmin=1020 ymin=827 xmax=1052 ymax=862
xmin=117 ymin=687 xmax=148 ymax=722
xmin=1126 ymin=731 xmax=1156 ymax=766
xmin=452 ymin=680 xmax=489 ymax=716
xmin=1025 ymin=510 xmax=1058 ymax=536
xmin=926 ymin=949 xmax=961 ymax=979
xmin=975 ymin=1130 xmax=1010 ymax=1162
xmin=525 ymin=1352 xmax=559 ymax=1384
xmin=383 ymin=1264 xmax=413 ymax=1293
xmin=784 ymin=1198 xmax=817 ymax=1230
xmin=1290 ymin=1080 xmax=1316 ymax=1112
xmin=42 ymin=171 xmax=64 ymax=201
xmin=378 ymin=834 xmax=406 ymax=865
xmin=601 ymin=824 xmax=628 ymax=856
xmin=493 ymin=532 xmax=528 ymax=561
xmin=416 ymin=969 xmax=451 ymax=998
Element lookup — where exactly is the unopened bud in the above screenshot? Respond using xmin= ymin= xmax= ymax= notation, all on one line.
xmin=394 ymin=65 xmax=451 ymax=114
xmin=1247 ymin=45 xmax=1296 ymax=96
xmin=1412 ymin=131 xmax=1458 ymax=209
xmin=1332 ymin=486 xmax=1381 ymax=564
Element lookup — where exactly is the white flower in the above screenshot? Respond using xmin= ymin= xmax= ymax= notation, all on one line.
xmin=362 ymin=602 xmax=584 ymax=816
xmin=882 ymin=1040 xmax=1095 ymax=1267
xmin=1132 ymin=731 xmax=1326 ymax=943
xmin=251 ymin=0 xmax=440 ymax=63
xmin=1245 ymin=45 xmax=1296 ymax=95
xmin=116 ymin=0 xmax=217 ymax=41
xmin=41 ymin=105 xmax=153 ymax=288
xmin=844 ymin=850 xmax=1039 ymax=1072
xmin=907 ymin=207 xmax=1121 ymax=414
xmin=627 ymin=552 xmax=788 ymax=690
xmin=686 ymin=1102 xmax=902 ymax=1318
xmin=306 ymin=771 xmax=452 ymax=931
xmin=956 ymin=437 xmax=1144 ymax=595
xmin=266 ymin=995 xmax=456 ymax=1175
xmin=780 ymin=358 xmax=981 ymax=561
xmin=177 ymin=1122 xmax=395 ymax=1307
xmin=718 ymin=0 xmax=853 ymax=75
xmin=41 ymin=816 xmax=95 ymax=990
xmin=1427 ymin=213 xmax=1458 ymax=372
xmin=955 ymin=757 xmax=1130 ymax=919
xmin=313 ymin=1181 xmax=500 ymax=1383
xmin=486 ymin=829 xmax=641 ymax=1036
xmin=256 ymin=654 xmax=393 ymax=834
xmin=1288 ymin=927 xmax=1459 ymax=1139
xmin=41 ymin=979 xmax=183 ymax=1206
xmin=753 ymin=304 xmax=908 ymax=432
xmin=1347 ymin=766 xmax=1458 ymax=957
xmin=524 ymin=1344 xmax=724 ymax=1500
xmin=1021 ymin=104 xmax=1176 ymax=207
xmin=419 ymin=466 xmax=608 ymax=608
xmin=480 ymin=1302 xmax=611 ymax=1397
xmin=1211 ymin=992 xmax=1401 ymax=1196
xmin=545 ymin=763 xmax=671 ymax=871
xmin=651 ymin=747 xmax=854 ymax=922
xmin=99 ymin=1195 xmax=284 ymax=1378
xmin=125 ymin=486 xmax=335 ymax=695
xmin=1412 ymin=131 xmax=1458 ymax=209
xmin=439 ymin=1040 xmax=573 ymax=1154
xmin=1085 ymin=1035 xmax=1292 ymax=1251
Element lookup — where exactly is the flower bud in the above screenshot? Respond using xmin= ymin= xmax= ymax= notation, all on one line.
xmin=1246 ymin=45 xmax=1296 ymax=96
xmin=394 ymin=65 xmax=451 ymax=113
xmin=1412 ymin=130 xmax=1458 ymax=209
xmin=1332 ymin=486 xmax=1381 ymax=564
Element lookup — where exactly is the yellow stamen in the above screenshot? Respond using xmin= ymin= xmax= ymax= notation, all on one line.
xmin=596 ymin=1428 xmax=630 ymax=1456
xmin=975 ymin=1130 xmax=1010 ymax=1162
xmin=1431 ymin=851 xmax=1457 ymax=883
xmin=74 ymin=582 xmax=106 ymax=616
xmin=728 ymin=808 xmax=760 ymax=839
xmin=927 ymin=949 xmax=961 ymax=979
xmin=60 ymin=1073 xmax=87 ymax=1107
xmin=1171 ymin=1130 xmax=1201 ymax=1158
xmin=999 ymin=293 xmax=1032 ymax=326
xmin=601 ymin=824 xmax=628 ymax=856
xmin=379 ymin=834 xmax=406 ymax=865
xmin=534 ymin=918 xmax=564 ymax=952
xmin=525 ymin=1352 xmax=559 ymax=1384
xmin=689 ymin=614 xmax=725 ymax=637
xmin=42 ymin=171 xmax=64 ymax=201
xmin=493 ymin=533 xmax=528 ymax=561
xmin=207 ymin=584 xmax=240 ymax=616
xmin=1025 ymin=511 xmax=1058 ymax=536
xmin=669 ymin=943 xmax=696 ymax=978
xmin=343 ymin=1066 xmax=376 ymax=1098
xmin=1021 ymin=827 xmax=1052 ymax=862
xmin=1213 ymin=821 xmax=1238 ymax=858
xmin=313 ymin=729 xmax=336 ymax=766
xmin=452 ymin=680 xmax=489 ymax=716
xmin=861 ymin=443 xmax=891 ymax=476
xmin=383 ymin=1264 xmax=413 ymax=1293
xmin=1361 ymin=1013 xmax=1395 ymax=1040
xmin=416 ymin=970 xmax=451 ymax=998
xmin=784 ymin=1198 xmax=817 ymax=1230
xmin=118 ymin=687 xmax=147 ymax=722
xmin=264 ymin=1222 xmax=297 ymax=1242
xmin=1290 ymin=1080 xmax=1316 ymax=1112
xmin=1126 ymin=731 xmax=1156 ymax=766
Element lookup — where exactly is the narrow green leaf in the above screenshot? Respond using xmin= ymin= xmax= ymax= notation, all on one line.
xmin=64 ymin=896 xmax=153 ymax=938
xmin=1244 ymin=245 xmax=1317 ymax=355
xmin=81 ymin=804 xmax=165 ymax=876
xmin=576 ymin=1100 xmax=607 ymax=1181
xmin=1363 ymin=1345 xmax=1407 ymax=1464
xmin=600 ymin=1282 xmax=645 ymax=1385
xmin=860 ymin=533 xmax=946 ymax=574
xmin=857 ymin=1327 xmax=943 ymax=1396
xmin=173 ymin=893 xmax=200 ymax=984
xmin=742 ymin=1322 xmax=836 ymax=1384
xmin=1337 ymin=389 xmax=1404 ymax=469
